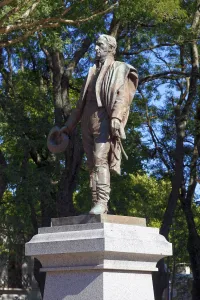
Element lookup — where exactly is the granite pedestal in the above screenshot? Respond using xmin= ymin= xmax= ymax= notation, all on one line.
xmin=25 ymin=215 xmax=172 ymax=300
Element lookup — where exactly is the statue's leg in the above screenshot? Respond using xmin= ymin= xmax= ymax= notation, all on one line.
xmin=82 ymin=107 xmax=111 ymax=214
xmin=89 ymin=164 xmax=110 ymax=215
xmin=89 ymin=116 xmax=111 ymax=214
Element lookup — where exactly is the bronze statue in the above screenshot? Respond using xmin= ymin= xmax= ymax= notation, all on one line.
xmin=48 ymin=34 xmax=138 ymax=215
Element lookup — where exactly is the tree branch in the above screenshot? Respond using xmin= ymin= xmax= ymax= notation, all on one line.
xmin=181 ymin=43 xmax=199 ymax=117
xmin=66 ymin=37 xmax=91 ymax=76
xmin=0 ymin=27 xmax=38 ymax=47
xmin=120 ymin=43 xmax=177 ymax=55
xmin=139 ymin=71 xmax=190 ymax=85
xmin=108 ymin=13 xmax=121 ymax=38
xmin=145 ymin=108 xmax=174 ymax=172
xmin=0 ymin=2 xmax=118 ymax=36
xmin=0 ymin=3 xmax=25 ymax=27
xmin=20 ymin=0 xmax=41 ymax=20
xmin=0 ymin=0 xmax=15 ymax=8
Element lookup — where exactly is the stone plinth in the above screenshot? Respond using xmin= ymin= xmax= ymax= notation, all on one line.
xmin=25 ymin=215 xmax=172 ymax=300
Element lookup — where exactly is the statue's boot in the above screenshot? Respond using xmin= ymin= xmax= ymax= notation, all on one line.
xmin=90 ymin=170 xmax=98 ymax=205
xmin=89 ymin=165 xmax=110 ymax=215
xmin=89 ymin=184 xmax=110 ymax=214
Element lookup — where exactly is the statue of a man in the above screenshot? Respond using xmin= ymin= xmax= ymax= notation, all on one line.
xmin=60 ymin=34 xmax=138 ymax=215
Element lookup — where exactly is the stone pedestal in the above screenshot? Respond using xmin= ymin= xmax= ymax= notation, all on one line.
xmin=25 ymin=215 xmax=172 ymax=300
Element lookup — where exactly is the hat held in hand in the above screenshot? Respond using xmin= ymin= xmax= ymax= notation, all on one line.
xmin=47 ymin=126 xmax=69 ymax=154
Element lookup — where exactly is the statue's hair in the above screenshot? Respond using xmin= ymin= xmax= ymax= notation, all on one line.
xmin=98 ymin=34 xmax=117 ymax=54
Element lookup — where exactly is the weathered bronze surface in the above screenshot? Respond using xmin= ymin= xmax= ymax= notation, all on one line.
xmin=48 ymin=35 xmax=138 ymax=215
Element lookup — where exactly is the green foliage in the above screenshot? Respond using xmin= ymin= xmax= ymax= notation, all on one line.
xmin=117 ymin=0 xmax=188 ymax=24
xmin=1 ymin=1 xmax=200 ymax=295
xmin=0 ymin=189 xmax=33 ymax=255
xmin=0 ymin=64 xmax=59 ymax=237
xmin=74 ymin=171 xmax=171 ymax=228
xmin=110 ymin=173 xmax=171 ymax=225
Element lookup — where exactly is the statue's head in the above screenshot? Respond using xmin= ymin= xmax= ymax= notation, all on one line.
xmin=95 ymin=34 xmax=117 ymax=61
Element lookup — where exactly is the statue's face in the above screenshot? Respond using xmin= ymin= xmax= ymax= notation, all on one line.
xmin=95 ymin=36 xmax=110 ymax=60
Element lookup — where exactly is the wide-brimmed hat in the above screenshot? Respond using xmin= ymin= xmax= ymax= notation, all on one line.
xmin=47 ymin=126 xmax=69 ymax=154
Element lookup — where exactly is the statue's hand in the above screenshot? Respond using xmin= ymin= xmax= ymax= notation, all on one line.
xmin=111 ymin=118 xmax=121 ymax=137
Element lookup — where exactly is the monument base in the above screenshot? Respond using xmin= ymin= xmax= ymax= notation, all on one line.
xmin=25 ymin=215 xmax=172 ymax=300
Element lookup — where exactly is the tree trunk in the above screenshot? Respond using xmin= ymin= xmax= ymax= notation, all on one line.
xmin=153 ymin=1 xmax=200 ymax=293
xmin=153 ymin=105 xmax=185 ymax=300
xmin=181 ymin=199 xmax=200 ymax=300
xmin=180 ymin=114 xmax=200 ymax=300
xmin=7 ymin=244 xmax=23 ymax=288
xmin=48 ymin=42 xmax=91 ymax=216
xmin=0 ymin=150 xmax=7 ymax=200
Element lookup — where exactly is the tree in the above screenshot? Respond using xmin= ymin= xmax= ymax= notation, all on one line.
xmin=0 ymin=0 xmax=118 ymax=47
xmin=111 ymin=1 xmax=200 ymax=298
xmin=1 ymin=1 xmax=200 ymax=299
xmin=0 ymin=2 xmax=121 ymax=293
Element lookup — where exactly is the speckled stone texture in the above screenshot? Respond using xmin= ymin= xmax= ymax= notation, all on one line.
xmin=25 ymin=215 xmax=172 ymax=300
